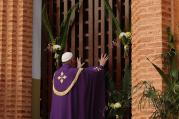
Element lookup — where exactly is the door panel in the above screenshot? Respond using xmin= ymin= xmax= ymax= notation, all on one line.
xmin=41 ymin=0 xmax=131 ymax=118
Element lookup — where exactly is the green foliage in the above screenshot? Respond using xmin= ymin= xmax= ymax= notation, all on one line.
xmin=103 ymin=0 xmax=132 ymax=118
xmin=103 ymin=0 xmax=121 ymax=35
xmin=58 ymin=3 xmax=80 ymax=49
xmin=42 ymin=6 xmax=54 ymax=43
xmin=105 ymin=65 xmax=131 ymax=119
xmin=103 ymin=0 xmax=131 ymax=56
xmin=134 ymin=28 xmax=179 ymax=119
xmin=42 ymin=2 xmax=82 ymax=65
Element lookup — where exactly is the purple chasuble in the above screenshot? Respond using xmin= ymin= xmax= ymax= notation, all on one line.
xmin=50 ymin=64 xmax=105 ymax=119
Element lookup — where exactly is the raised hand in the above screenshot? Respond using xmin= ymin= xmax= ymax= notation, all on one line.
xmin=99 ymin=53 xmax=109 ymax=66
xmin=77 ymin=57 xmax=85 ymax=68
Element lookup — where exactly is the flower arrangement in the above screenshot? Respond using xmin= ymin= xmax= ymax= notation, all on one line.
xmin=103 ymin=0 xmax=131 ymax=56
xmin=103 ymin=0 xmax=132 ymax=118
xmin=42 ymin=2 xmax=82 ymax=66
xmin=117 ymin=32 xmax=131 ymax=56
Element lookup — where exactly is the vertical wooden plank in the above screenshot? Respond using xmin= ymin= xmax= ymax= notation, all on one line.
xmin=79 ymin=0 xmax=83 ymax=57
xmin=101 ymin=0 xmax=105 ymax=54
xmin=47 ymin=0 xmax=53 ymax=118
xmin=125 ymin=0 xmax=129 ymax=31
xmin=40 ymin=0 xmax=54 ymax=118
xmin=71 ymin=0 xmax=76 ymax=56
xmin=88 ymin=0 xmax=94 ymax=66
xmin=94 ymin=0 xmax=99 ymax=66
xmin=48 ymin=0 xmax=54 ymax=18
xmin=116 ymin=0 xmax=122 ymax=88
xmin=64 ymin=0 xmax=69 ymax=51
xmin=108 ymin=0 xmax=113 ymax=73
xmin=64 ymin=0 xmax=68 ymax=18
xmin=56 ymin=0 xmax=60 ymax=34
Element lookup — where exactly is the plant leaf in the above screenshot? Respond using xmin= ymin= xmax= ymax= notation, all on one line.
xmin=42 ymin=5 xmax=54 ymax=42
xmin=58 ymin=2 xmax=81 ymax=50
xmin=147 ymin=58 xmax=170 ymax=85
xmin=103 ymin=0 xmax=121 ymax=34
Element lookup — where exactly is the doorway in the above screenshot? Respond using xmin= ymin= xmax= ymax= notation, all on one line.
xmin=41 ymin=0 xmax=131 ymax=118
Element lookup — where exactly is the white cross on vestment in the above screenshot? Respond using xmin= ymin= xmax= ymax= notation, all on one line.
xmin=94 ymin=67 xmax=102 ymax=71
xmin=58 ymin=71 xmax=67 ymax=83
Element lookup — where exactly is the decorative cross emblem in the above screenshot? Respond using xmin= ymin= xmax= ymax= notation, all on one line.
xmin=94 ymin=67 xmax=102 ymax=71
xmin=58 ymin=72 xmax=67 ymax=83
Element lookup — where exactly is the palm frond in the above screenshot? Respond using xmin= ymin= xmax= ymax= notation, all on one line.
xmin=42 ymin=5 xmax=54 ymax=42
xmin=146 ymin=58 xmax=170 ymax=85
xmin=103 ymin=0 xmax=121 ymax=34
xmin=58 ymin=2 xmax=81 ymax=50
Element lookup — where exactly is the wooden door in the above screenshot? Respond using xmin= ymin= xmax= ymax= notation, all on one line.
xmin=41 ymin=0 xmax=131 ymax=118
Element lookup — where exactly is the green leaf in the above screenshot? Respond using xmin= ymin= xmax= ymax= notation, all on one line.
xmin=58 ymin=2 xmax=81 ymax=50
xmin=147 ymin=58 xmax=170 ymax=85
xmin=42 ymin=5 xmax=54 ymax=43
xmin=103 ymin=0 xmax=121 ymax=35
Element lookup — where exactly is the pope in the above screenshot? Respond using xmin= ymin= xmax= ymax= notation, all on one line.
xmin=50 ymin=52 xmax=108 ymax=119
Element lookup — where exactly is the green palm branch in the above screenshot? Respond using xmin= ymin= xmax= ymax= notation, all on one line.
xmin=42 ymin=5 xmax=54 ymax=43
xmin=58 ymin=2 xmax=80 ymax=50
xmin=42 ymin=2 xmax=82 ymax=51
xmin=103 ymin=0 xmax=121 ymax=35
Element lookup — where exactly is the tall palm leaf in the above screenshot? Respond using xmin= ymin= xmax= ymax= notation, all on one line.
xmin=146 ymin=58 xmax=171 ymax=85
xmin=42 ymin=5 xmax=54 ymax=43
xmin=42 ymin=2 xmax=82 ymax=50
xmin=58 ymin=2 xmax=80 ymax=50
xmin=103 ymin=0 xmax=121 ymax=34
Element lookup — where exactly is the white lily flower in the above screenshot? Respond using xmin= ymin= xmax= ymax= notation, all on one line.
xmin=119 ymin=32 xmax=126 ymax=39
xmin=113 ymin=102 xmax=121 ymax=109
xmin=53 ymin=45 xmax=62 ymax=51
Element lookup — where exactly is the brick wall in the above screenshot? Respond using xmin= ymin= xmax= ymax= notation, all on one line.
xmin=0 ymin=0 xmax=33 ymax=118
xmin=173 ymin=0 xmax=179 ymax=61
xmin=131 ymin=0 xmax=171 ymax=118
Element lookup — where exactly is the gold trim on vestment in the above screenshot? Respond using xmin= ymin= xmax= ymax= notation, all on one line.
xmin=53 ymin=68 xmax=83 ymax=96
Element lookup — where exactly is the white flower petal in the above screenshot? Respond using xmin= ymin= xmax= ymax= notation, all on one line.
xmin=120 ymin=32 xmax=126 ymax=37
xmin=53 ymin=45 xmax=62 ymax=50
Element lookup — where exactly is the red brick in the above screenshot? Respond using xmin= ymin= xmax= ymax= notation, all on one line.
xmin=0 ymin=0 xmax=32 ymax=118
xmin=131 ymin=0 xmax=171 ymax=118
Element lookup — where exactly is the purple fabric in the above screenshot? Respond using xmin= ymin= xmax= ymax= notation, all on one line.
xmin=50 ymin=64 xmax=105 ymax=119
